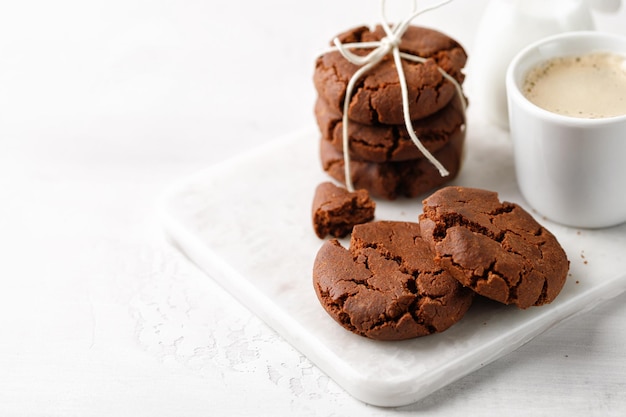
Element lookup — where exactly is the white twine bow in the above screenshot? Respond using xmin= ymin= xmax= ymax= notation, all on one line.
xmin=323 ymin=0 xmax=467 ymax=192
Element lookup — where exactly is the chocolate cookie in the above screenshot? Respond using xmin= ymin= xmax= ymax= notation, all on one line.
xmin=314 ymin=25 xmax=467 ymax=125
xmin=312 ymin=181 xmax=376 ymax=239
xmin=315 ymin=93 xmax=465 ymax=163
xmin=419 ymin=186 xmax=569 ymax=309
xmin=313 ymin=221 xmax=473 ymax=340
xmin=320 ymin=127 xmax=464 ymax=199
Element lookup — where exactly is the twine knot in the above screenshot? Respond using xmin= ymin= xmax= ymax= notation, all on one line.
xmin=380 ymin=32 xmax=401 ymax=50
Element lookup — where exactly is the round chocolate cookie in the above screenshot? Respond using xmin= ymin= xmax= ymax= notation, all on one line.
xmin=315 ymin=93 xmax=465 ymax=163
xmin=419 ymin=186 xmax=570 ymax=309
xmin=314 ymin=25 xmax=467 ymax=125
xmin=320 ymin=126 xmax=465 ymax=200
xmin=313 ymin=221 xmax=474 ymax=340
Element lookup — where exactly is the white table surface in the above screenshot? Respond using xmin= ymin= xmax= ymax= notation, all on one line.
xmin=1 ymin=1 xmax=625 ymax=416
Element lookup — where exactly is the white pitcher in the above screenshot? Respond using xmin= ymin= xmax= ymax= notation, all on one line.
xmin=471 ymin=0 xmax=622 ymax=129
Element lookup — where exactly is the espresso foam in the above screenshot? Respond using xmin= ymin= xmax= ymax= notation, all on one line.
xmin=523 ymin=52 xmax=626 ymax=119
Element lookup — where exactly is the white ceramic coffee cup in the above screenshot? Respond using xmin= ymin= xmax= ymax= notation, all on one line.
xmin=506 ymin=31 xmax=626 ymax=229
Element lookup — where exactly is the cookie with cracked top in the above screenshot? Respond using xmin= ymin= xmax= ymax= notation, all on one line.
xmin=313 ymin=221 xmax=474 ymax=340
xmin=315 ymin=93 xmax=466 ymax=163
xmin=419 ymin=186 xmax=569 ymax=309
xmin=313 ymin=25 xmax=467 ymax=125
xmin=312 ymin=181 xmax=375 ymax=239
xmin=319 ymin=125 xmax=464 ymax=200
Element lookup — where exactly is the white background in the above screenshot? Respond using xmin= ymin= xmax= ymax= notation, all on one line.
xmin=1 ymin=0 xmax=625 ymax=415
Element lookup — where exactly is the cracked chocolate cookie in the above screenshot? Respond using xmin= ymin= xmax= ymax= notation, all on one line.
xmin=313 ymin=221 xmax=473 ymax=340
xmin=315 ymin=93 xmax=465 ymax=163
xmin=313 ymin=25 xmax=467 ymax=125
xmin=312 ymin=181 xmax=376 ymax=239
xmin=319 ymin=126 xmax=464 ymax=200
xmin=419 ymin=186 xmax=569 ymax=309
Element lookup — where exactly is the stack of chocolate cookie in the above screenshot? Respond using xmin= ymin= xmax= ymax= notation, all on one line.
xmin=313 ymin=25 xmax=468 ymax=199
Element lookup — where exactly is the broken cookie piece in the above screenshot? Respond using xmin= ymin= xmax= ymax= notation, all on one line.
xmin=312 ymin=221 xmax=473 ymax=340
xmin=312 ymin=182 xmax=376 ymax=239
xmin=419 ymin=186 xmax=570 ymax=309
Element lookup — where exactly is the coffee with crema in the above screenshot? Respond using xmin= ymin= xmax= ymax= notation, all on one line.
xmin=523 ymin=52 xmax=626 ymax=119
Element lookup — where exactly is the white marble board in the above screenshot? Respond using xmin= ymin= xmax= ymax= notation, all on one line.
xmin=158 ymin=125 xmax=626 ymax=407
